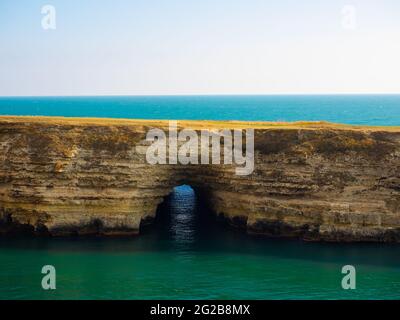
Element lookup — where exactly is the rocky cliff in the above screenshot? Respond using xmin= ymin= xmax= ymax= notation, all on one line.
xmin=1 ymin=116 xmax=400 ymax=242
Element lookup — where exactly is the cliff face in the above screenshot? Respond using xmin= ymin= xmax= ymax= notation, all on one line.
xmin=1 ymin=116 xmax=400 ymax=242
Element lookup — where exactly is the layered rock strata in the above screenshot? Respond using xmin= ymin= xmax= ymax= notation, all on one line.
xmin=1 ymin=116 xmax=400 ymax=242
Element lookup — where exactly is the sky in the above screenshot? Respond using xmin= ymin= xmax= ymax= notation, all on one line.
xmin=0 ymin=0 xmax=399 ymax=96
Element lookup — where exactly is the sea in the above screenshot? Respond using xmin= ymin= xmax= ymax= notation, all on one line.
xmin=0 ymin=95 xmax=399 ymax=299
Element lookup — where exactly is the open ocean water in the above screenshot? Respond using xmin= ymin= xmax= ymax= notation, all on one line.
xmin=0 ymin=94 xmax=400 ymax=125
xmin=0 ymin=95 xmax=400 ymax=299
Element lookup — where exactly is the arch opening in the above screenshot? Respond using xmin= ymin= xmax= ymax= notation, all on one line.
xmin=140 ymin=184 xmax=220 ymax=245
xmin=156 ymin=185 xmax=197 ymax=244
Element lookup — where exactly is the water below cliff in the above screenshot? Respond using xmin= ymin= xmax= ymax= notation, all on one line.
xmin=0 ymin=185 xmax=399 ymax=300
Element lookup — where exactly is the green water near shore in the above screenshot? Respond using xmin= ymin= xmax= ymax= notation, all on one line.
xmin=0 ymin=186 xmax=399 ymax=300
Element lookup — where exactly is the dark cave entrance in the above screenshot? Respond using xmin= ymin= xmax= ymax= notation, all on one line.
xmin=140 ymin=185 xmax=220 ymax=244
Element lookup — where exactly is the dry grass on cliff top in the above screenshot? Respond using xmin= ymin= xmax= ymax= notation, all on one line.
xmin=1 ymin=115 xmax=400 ymax=131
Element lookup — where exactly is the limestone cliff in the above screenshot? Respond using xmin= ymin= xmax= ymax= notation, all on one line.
xmin=1 ymin=116 xmax=400 ymax=242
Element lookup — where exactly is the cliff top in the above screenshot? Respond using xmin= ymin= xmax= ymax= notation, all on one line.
xmin=1 ymin=115 xmax=400 ymax=131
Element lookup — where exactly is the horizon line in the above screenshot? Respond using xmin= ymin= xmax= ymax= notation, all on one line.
xmin=1 ymin=92 xmax=400 ymax=98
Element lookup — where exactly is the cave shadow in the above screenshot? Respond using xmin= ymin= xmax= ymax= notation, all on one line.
xmin=139 ymin=184 xmax=223 ymax=245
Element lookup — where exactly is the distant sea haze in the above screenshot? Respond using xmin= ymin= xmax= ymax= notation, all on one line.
xmin=0 ymin=95 xmax=399 ymax=126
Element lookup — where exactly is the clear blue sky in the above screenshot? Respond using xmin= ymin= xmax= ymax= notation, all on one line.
xmin=0 ymin=0 xmax=399 ymax=96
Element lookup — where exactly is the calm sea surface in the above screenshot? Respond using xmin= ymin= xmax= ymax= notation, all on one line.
xmin=0 ymin=95 xmax=399 ymax=299
xmin=0 ymin=94 xmax=400 ymax=125
xmin=1 ymin=186 xmax=400 ymax=300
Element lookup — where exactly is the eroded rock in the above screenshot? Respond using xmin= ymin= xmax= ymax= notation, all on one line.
xmin=1 ymin=116 xmax=400 ymax=242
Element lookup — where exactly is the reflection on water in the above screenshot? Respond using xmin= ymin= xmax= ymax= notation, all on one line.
xmin=0 ymin=185 xmax=400 ymax=299
xmin=159 ymin=185 xmax=197 ymax=248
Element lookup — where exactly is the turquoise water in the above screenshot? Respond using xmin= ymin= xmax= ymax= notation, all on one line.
xmin=1 ymin=95 xmax=400 ymax=300
xmin=1 ymin=95 xmax=400 ymax=125
xmin=0 ymin=186 xmax=399 ymax=300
